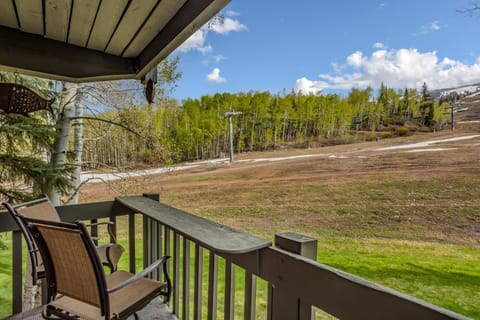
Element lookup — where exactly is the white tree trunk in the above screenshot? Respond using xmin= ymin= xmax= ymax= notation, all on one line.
xmin=70 ymin=88 xmax=84 ymax=204
xmin=21 ymin=260 xmax=41 ymax=310
xmin=48 ymin=82 xmax=78 ymax=206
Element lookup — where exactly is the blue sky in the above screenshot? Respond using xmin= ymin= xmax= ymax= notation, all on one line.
xmin=171 ymin=0 xmax=480 ymax=101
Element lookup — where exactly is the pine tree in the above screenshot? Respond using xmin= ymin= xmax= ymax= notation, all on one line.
xmin=419 ymin=82 xmax=435 ymax=127
xmin=0 ymin=73 xmax=70 ymax=203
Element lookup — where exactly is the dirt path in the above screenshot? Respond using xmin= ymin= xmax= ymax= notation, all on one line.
xmin=81 ymin=128 xmax=480 ymax=194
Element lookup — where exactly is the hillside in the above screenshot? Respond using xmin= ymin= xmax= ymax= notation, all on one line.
xmin=430 ymin=82 xmax=480 ymax=99
xmin=80 ymin=96 xmax=480 ymax=246
xmin=79 ymin=99 xmax=480 ymax=318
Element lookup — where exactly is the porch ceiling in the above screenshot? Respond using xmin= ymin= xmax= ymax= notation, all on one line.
xmin=0 ymin=0 xmax=230 ymax=82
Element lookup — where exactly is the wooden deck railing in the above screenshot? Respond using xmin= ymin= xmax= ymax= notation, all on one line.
xmin=0 ymin=194 xmax=470 ymax=320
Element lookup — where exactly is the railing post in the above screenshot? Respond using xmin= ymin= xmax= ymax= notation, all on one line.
xmin=143 ymin=192 xmax=160 ymax=202
xmin=141 ymin=193 xmax=160 ymax=275
xmin=269 ymin=233 xmax=318 ymax=320
xmin=274 ymin=233 xmax=318 ymax=261
xmin=12 ymin=231 xmax=22 ymax=314
xmin=128 ymin=212 xmax=136 ymax=273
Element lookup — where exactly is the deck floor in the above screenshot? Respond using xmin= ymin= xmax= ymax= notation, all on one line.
xmin=4 ymin=298 xmax=177 ymax=320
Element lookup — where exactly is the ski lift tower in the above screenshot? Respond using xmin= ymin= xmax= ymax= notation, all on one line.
xmin=225 ymin=109 xmax=242 ymax=163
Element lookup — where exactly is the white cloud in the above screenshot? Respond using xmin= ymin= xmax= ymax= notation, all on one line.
xmin=331 ymin=62 xmax=344 ymax=73
xmin=177 ymin=13 xmax=247 ymax=55
xmin=202 ymin=54 xmax=227 ymax=65
xmin=415 ymin=20 xmax=441 ymax=35
xmin=373 ymin=42 xmax=386 ymax=49
xmin=177 ymin=29 xmax=211 ymax=54
xmin=295 ymin=77 xmax=326 ymax=94
xmin=431 ymin=20 xmax=441 ymax=31
xmin=206 ymin=68 xmax=226 ymax=83
xmin=347 ymin=51 xmax=364 ymax=67
xmin=226 ymin=10 xmax=240 ymax=17
xmin=210 ymin=18 xmax=247 ymax=35
xmin=295 ymin=46 xmax=480 ymax=93
xmin=213 ymin=54 xmax=227 ymax=62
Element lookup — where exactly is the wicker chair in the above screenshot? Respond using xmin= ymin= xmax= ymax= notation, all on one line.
xmin=25 ymin=217 xmax=171 ymax=320
xmin=3 ymin=196 xmax=124 ymax=284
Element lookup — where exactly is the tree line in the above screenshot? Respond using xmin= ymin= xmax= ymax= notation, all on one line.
xmin=82 ymin=83 xmax=449 ymax=168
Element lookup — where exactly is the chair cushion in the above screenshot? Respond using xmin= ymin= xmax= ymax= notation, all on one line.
xmin=49 ymin=270 xmax=167 ymax=319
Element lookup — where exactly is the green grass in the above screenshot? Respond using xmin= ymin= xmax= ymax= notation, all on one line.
xmin=0 ymin=237 xmax=13 ymax=316
xmin=315 ymin=237 xmax=480 ymax=318
xmin=1 ymin=224 xmax=479 ymax=319
xmin=1 ymin=169 xmax=479 ymax=318
xmin=159 ymin=172 xmax=480 ymax=319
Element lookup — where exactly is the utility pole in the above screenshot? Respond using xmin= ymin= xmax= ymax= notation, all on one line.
xmin=450 ymin=98 xmax=455 ymax=131
xmin=225 ymin=109 xmax=242 ymax=163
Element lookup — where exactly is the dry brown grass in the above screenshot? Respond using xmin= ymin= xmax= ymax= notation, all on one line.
xmin=80 ymin=125 xmax=480 ymax=246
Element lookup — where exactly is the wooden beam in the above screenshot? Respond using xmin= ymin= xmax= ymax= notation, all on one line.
xmin=0 ymin=26 xmax=138 ymax=82
xmin=105 ymin=0 xmax=158 ymax=56
xmin=55 ymin=200 xmax=114 ymax=222
xmin=122 ymin=0 xmax=187 ymax=58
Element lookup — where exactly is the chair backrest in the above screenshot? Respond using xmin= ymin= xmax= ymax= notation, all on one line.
xmin=15 ymin=196 xmax=60 ymax=221
xmin=26 ymin=218 xmax=110 ymax=315
xmin=2 ymin=196 xmax=58 ymax=283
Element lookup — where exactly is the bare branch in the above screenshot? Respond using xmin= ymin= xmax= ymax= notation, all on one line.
xmin=64 ymin=177 xmax=104 ymax=204
xmin=70 ymin=116 xmax=146 ymax=139
xmin=457 ymin=1 xmax=480 ymax=16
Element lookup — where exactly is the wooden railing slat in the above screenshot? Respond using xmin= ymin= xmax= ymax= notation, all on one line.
xmin=193 ymin=244 xmax=203 ymax=320
xmin=207 ymin=252 xmax=218 ymax=320
xmin=224 ymin=261 xmax=235 ymax=320
xmin=143 ymin=216 xmax=150 ymax=271
xmin=128 ymin=213 xmax=136 ymax=273
xmin=164 ymin=227 xmax=171 ymax=278
xmin=244 ymin=271 xmax=256 ymax=320
xmin=155 ymin=222 xmax=162 ymax=281
xmin=182 ymin=238 xmax=191 ymax=319
xmin=173 ymin=232 xmax=181 ymax=314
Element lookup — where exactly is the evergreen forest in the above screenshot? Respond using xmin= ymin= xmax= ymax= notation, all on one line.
xmin=83 ymin=83 xmax=449 ymax=169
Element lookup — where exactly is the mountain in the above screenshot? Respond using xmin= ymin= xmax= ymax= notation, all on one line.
xmin=430 ymin=83 xmax=480 ymax=100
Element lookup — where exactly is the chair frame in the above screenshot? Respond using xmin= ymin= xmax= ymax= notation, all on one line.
xmin=26 ymin=217 xmax=171 ymax=320
xmin=3 ymin=197 xmax=47 ymax=283
xmin=3 ymin=196 xmax=123 ymax=284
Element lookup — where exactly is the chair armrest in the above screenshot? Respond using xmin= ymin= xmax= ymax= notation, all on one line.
xmin=107 ymin=256 xmax=170 ymax=293
xmin=96 ymin=243 xmax=124 ymax=272
xmin=85 ymin=221 xmax=114 ymax=227
xmin=85 ymin=221 xmax=117 ymax=242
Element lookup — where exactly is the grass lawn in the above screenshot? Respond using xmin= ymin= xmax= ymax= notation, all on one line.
xmin=2 ymin=134 xmax=480 ymax=318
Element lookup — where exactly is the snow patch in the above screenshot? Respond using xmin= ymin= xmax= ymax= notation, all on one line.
xmin=80 ymin=164 xmax=200 ymax=183
xmin=439 ymin=84 xmax=480 ymax=98
xmin=376 ymin=135 xmax=480 ymax=151
xmin=239 ymin=154 xmax=319 ymax=163
xmin=405 ymin=148 xmax=455 ymax=153
xmin=458 ymin=120 xmax=480 ymax=124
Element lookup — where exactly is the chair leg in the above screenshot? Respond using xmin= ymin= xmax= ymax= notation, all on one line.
xmin=133 ymin=312 xmax=139 ymax=320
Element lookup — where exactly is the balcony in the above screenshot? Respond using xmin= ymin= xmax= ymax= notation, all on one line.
xmin=0 ymin=194 xmax=469 ymax=320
